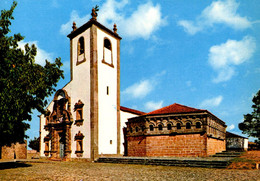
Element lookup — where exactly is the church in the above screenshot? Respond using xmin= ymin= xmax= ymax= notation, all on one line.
xmin=39 ymin=9 xmax=227 ymax=161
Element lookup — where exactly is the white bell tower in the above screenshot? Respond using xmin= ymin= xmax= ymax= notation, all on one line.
xmin=67 ymin=8 xmax=121 ymax=161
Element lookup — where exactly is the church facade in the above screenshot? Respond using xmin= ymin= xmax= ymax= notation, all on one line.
xmin=39 ymin=9 xmax=137 ymax=161
xmin=39 ymin=9 xmax=227 ymax=161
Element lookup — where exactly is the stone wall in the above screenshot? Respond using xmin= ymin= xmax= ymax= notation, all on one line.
xmin=1 ymin=141 xmax=27 ymax=160
xmin=207 ymin=137 xmax=226 ymax=155
xmin=127 ymin=134 xmax=208 ymax=157
xmin=127 ymin=136 xmax=146 ymax=157
xmin=127 ymin=134 xmax=226 ymax=157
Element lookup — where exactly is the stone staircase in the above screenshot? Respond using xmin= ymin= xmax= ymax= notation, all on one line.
xmin=96 ymin=157 xmax=232 ymax=169
xmin=211 ymin=151 xmax=244 ymax=158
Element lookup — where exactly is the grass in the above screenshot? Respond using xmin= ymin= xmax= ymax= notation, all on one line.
xmin=228 ymin=151 xmax=260 ymax=169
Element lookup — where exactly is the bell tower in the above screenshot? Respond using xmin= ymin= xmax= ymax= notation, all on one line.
xmin=67 ymin=8 xmax=121 ymax=161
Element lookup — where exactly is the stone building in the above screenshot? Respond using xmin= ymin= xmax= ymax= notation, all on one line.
xmin=226 ymin=131 xmax=248 ymax=151
xmin=126 ymin=103 xmax=227 ymax=157
xmin=39 ymin=8 xmax=227 ymax=161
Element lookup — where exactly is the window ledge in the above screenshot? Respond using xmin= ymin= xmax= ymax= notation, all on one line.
xmin=75 ymin=119 xmax=84 ymax=126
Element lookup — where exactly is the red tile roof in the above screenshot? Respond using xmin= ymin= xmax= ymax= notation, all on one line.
xmin=145 ymin=103 xmax=206 ymax=115
xmin=120 ymin=106 xmax=146 ymax=115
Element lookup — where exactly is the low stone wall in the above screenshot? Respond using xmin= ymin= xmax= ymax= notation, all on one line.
xmin=1 ymin=141 xmax=27 ymax=160
xmin=127 ymin=134 xmax=209 ymax=157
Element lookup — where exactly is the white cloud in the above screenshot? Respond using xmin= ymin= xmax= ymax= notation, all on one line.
xmin=18 ymin=40 xmax=53 ymax=66
xmin=122 ymin=80 xmax=154 ymax=99
xmin=178 ymin=0 xmax=251 ymax=35
xmin=178 ymin=20 xmax=202 ymax=35
xmin=119 ymin=1 xmax=165 ymax=39
xmin=209 ymin=36 xmax=256 ymax=83
xmin=227 ymin=124 xmax=235 ymax=131
xmin=199 ymin=95 xmax=223 ymax=108
xmin=144 ymin=100 xmax=163 ymax=111
xmin=60 ymin=10 xmax=90 ymax=35
xmin=60 ymin=0 xmax=166 ymax=39
xmin=122 ymin=71 xmax=166 ymax=99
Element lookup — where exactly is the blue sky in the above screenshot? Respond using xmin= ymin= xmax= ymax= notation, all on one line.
xmin=2 ymin=0 xmax=260 ymax=142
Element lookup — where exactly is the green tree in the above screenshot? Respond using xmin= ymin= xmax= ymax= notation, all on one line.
xmin=0 ymin=2 xmax=64 ymax=147
xmin=29 ymin=137 xmax=40 ymax=152
xmin=239 ymin=89 xmax=260 ymax=145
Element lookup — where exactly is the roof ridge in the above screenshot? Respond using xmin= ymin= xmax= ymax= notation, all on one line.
xmin=174 ymin=103 xmax=205 ymax=111
xmin=120 ymin=106 xmax=145 ymax=115
xmin=146 ymin=102 xmax=207 ymax=116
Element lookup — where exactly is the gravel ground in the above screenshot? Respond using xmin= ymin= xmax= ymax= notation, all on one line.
xmin=0 ymin=161 xmax=259 ymax=181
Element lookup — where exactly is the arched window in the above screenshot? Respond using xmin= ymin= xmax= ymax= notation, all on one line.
xmin=167 ymin=124 xmax=172 ymax=130
xmin=186 ymin=122 xmax=191 ymax=129
xmin=149 ymin=125 xmax=154 ymax=131
xmin=158 ymin=124 xmax=163 ymax=131
xmin=135 ymin=127 xmax=139 ymax=132
xmin=196 ymin=122 xmax=201 ymax=128
xmin=102 ymin=38 xmax=113 ymax=66
xmin=104 ymin=38 xmax=111 ymax=50
xmin=78 ymin=37 xmax=84 ymax=55
xmin=77 ymin=37 xmax=86 ymax=65
xmin=177 ymin=123 xmax=181 ymax=129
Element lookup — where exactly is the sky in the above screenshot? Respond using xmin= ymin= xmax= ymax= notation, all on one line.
xmin=1 ymin=0 xmax=260 ymax=143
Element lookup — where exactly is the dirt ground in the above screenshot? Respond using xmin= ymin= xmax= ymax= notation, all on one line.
xmin=0 ymin=151 xmax=259 ymax=181
xmin=0 ymin=160 xmax=259 ymax=181
xmin=228 ymin=151 xmax=260 ymax=169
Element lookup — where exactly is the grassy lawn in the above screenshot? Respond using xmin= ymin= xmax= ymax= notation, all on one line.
xmin=0 ymin=160 xmax=259 ymax=181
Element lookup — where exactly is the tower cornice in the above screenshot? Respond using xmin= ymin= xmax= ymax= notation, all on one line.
xmin=67 ymin=19 xmax=122 ymax=40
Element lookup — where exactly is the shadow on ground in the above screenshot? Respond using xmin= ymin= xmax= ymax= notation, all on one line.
xmin=0 ymin=161 xmax=32 ymax=170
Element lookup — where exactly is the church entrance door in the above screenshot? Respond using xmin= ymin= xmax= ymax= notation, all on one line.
xmin=60 ymin=142 xmax=64 ymax=158
xmin=59 ymin=132 xmax=65 ymax=158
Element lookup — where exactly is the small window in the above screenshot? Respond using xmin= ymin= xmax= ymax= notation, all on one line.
xmin=110 ymin=140 xmax=112 ymax=144
xmin=135 ymin=127 xmax=139 ymax=132
xmin=76 ymin=110 xmax=82 ymax=120
xmin=149 ymin=125 xmax=154 ymax=131
xmin=78 ymin=37 xmax=84 ymax=55
xmin=141 ymin=126 xmax=145 ymax=132
xmin=107 ymin=86 xmax=109 ymax=95
xmin=76 ymin=140 xmax=83 ymax=152
xmin=177 ymin=123 xmax=181 ymax=129
xmin=158 ymin=124 xmax=163 ymax=131
xmin=75 ymin=131 xmax=84 ymax=154
xmin=130 ymin=127 xmax=133 ymax=133
xmin=104 ymin=38 xmax=111 ymax=50
xmin=167 ymin=124 xmax=172 ymax=130
xmin=186 ymin=122 xmax=191 ymax=129
xmin=196 ymin=122 xmax=201 ymax=128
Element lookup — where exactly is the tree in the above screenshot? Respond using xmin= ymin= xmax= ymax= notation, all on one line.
xmin=239 ymin=89 xmax=260 ymax=146
xmin=29 ymin=137 xmax=40 ymax=152
xmin=0 ymin=2 xmax=64 ymax=147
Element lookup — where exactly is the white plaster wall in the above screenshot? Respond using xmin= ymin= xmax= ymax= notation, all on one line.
xmin=97 ymin=28 xmax=118 ymax=154
xmin=119 ymin=110 xmax=139 ymax=155
xmin=69 ymin=28 xmax=91 ymax=158
xmin=244 ymin=138 xmax=248 ymax=150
